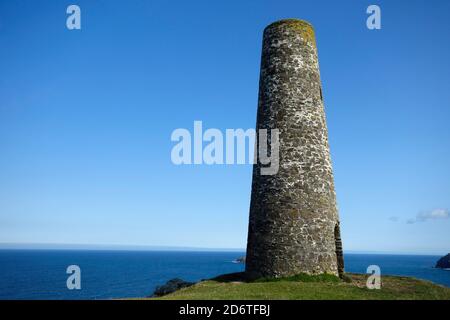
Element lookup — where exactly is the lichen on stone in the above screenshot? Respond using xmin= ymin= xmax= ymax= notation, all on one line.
xmin=245 ymin=19 xmax=344 ymax=280
xmin=264 ymin=18 xmax=316 ymax=48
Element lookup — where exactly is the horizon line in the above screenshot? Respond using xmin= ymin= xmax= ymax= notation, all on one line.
xmin=0 ymin=242 xmax=446 ymax=256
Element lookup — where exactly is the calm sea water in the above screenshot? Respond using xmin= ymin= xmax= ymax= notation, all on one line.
xmin=0 ymin=250 xmax=448 ymax=300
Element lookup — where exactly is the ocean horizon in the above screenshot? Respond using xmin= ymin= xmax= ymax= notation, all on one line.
xmin=0 ymin=250 xmax=449 ymax=300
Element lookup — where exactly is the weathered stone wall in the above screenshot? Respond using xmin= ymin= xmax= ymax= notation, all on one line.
xmin=245 ymin=19 xmax=344 ymax=279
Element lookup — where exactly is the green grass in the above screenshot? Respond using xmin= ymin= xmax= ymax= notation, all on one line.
xmin=147 ymin=273 xmax=450 ymax=300
xmin=253 ymin=272 xmax=341 ymax=283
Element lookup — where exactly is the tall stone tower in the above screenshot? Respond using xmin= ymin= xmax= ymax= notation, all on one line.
xmin=245 ymin=19 xmax=344 ymax=279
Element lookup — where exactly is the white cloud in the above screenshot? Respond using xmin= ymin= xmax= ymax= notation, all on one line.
xmin=407 ymin=208 xmax=449 ymax=224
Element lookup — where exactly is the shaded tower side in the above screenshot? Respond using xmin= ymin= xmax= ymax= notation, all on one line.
xmin=245 ymin=19 xmax=344 ymax=279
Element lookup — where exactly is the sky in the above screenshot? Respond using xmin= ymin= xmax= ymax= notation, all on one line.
xmin=0 ymin=0 xmax=449 ymax=254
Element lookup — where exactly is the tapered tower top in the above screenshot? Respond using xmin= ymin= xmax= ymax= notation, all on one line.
xmin=263 ymin=18 xmax=316 ymax=48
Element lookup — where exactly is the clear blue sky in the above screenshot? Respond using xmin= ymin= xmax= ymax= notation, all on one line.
xmin=1 ymin=0 xmax=449 ymax=254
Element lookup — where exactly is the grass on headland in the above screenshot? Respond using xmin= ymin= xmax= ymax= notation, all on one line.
xmin=253 ymin=272 xmax=341 ymax=283
xmin=149 ymin=272 xmax=450 ymax=300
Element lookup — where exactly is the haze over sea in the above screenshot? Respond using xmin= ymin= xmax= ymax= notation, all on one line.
xmin=0 ymin=249 xmax=449 ymax=300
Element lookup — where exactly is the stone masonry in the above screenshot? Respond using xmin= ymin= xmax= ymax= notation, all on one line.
xmin=245 ymin=19 xmax=344 ymax=279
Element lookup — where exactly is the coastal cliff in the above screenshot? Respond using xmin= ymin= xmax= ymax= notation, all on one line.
xmin=436 ymin=254 xmax=450 ymax=269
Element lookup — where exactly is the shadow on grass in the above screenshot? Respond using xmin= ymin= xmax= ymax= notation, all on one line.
xmin=211 ymin=272 xmax=344 ymax=283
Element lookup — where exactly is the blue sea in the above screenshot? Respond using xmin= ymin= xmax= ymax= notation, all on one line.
xmin=0 ymin=250 xmax=448 ymax=300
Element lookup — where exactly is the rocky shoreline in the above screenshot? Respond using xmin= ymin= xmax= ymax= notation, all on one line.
xmin=435 ymin=253 xmax=450 ymax=269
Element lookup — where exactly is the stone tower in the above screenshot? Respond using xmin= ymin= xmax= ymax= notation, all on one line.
xmin=245 ymin=19 xmax=344 ymax=279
